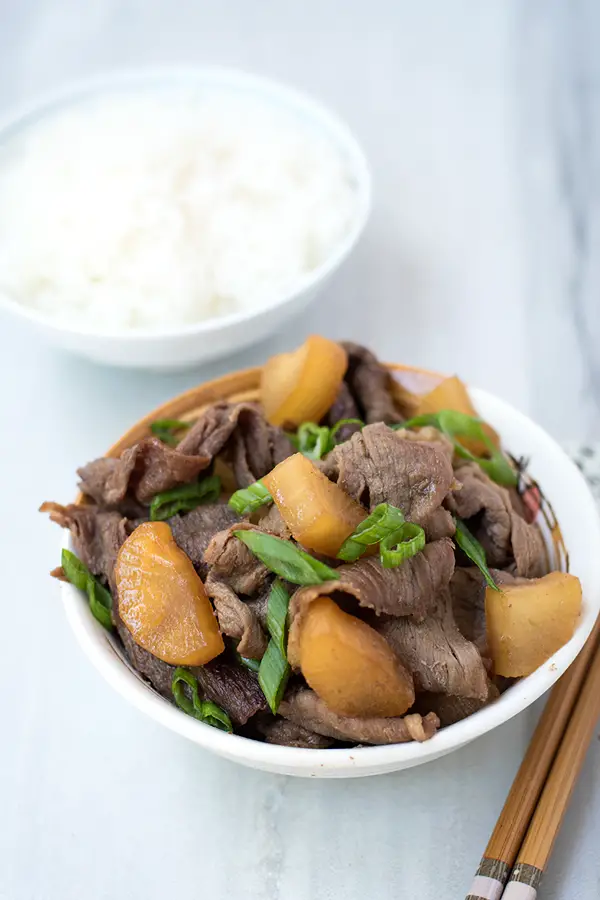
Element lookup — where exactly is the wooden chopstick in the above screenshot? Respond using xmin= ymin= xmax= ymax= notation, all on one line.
xmin=501 ymin=635 xmax=600 ymax=897
xmin=465 ymin=614 xmax=600 ymax=900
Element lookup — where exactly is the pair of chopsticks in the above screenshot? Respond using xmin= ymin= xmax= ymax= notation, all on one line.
xmin=466 ymin=614 xmax=600 ymax=900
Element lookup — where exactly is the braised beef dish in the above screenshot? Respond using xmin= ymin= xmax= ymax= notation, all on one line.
xmin=42 ymin=337 xmax=581 ymax=748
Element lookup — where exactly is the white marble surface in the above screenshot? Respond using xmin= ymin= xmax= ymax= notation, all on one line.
xmin=1 ymin=2 xmax=599 ymax=898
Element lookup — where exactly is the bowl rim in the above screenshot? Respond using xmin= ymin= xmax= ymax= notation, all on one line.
xmin=0 ymin=64 xmax=371 ymax=340
xmin=58 ymin=378 xmax=600 ymax=775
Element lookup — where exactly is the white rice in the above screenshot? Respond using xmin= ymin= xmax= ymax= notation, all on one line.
xmin=0 ymin=87 xmax=359 ymax=331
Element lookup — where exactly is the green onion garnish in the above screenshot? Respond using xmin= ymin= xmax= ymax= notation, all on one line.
xmin=258 ymin=639 xmax=290 ymax=715
xmin=87 ymin=580 xmax=114 ymax=630
xmin=201 ymin=700 xmax=234 ymax=731
xmin=171 ymin=668 xmax=233 ymax=732
xmin=338 ymin=502 xmax=406 ymax=562
xmin=289 ymin=418 xmax=365 ymax=460
xmin=380 ymin=523 xmax=426 ymax=568
xmin=266 ymin=579 xmax=290 ymax=656
xmin=61 ymin=549 xmax=113 ymax=630
xmin=454 ymin=517 xmax=499 ymax=591
xmin=296 ymin=422 xmax=331 ymax=460
xmin=233 ymin=530 xmax=337 ymax=585
xmin=150 ymin=418 xmax=192 ymax=447
xmin=399 ymin=410 xmax=517 ymax=487
xmin=228 ymin=480 xmax=272 ymax=516
xmin=258 ymin=579 xmax=292 ymax=713
xmin=237 ymin=654 xmax=261 ymax=673
xmin=149 ymin=474 xmax=221 ymax=520
xmin=328 ymin=417 xmax=364 ymax=446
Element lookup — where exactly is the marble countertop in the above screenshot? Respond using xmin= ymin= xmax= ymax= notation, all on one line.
xmin=1 ymin=1 xmax=599 ymax=898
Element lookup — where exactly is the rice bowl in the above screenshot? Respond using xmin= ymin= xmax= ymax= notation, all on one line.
xmin=0 ymin=67 xmax=371 ymax=369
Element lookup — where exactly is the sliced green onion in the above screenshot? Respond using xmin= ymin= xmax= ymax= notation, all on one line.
xmin=237 ymin=654 xmax=261 ymax=673
xmin=338 ymin=502 xmax=406 ymax=562
xmin=150 ymin=418 xmax=192 ymax=447
xmin=149 ymin=474 xmax=221 ymax=520
xmin=152 ymin=418 xmax=192 ymax=430
xmin=328 ymin=417 xmax=364 ymax=446
xmin=258 ymin=639 xmax=290 ymax=714
xmin=61 ymin=549 xmax=113 ymax=630
xmin=234 ymin=529 xmax=337 ymax=585
xmin=61 ymin=548 xmax=90 ymax=592
xmin=172 ymin=669 xmax=197 ymax=716
xmin=171 ymin=667 xmax=233 ymax=732
xmin=296 ymin=422 xmax=331 ymax=460
xmin=289 ymin=418 xmax=365 ymax=460
xmin=201 ymin=700 xmax=234 ymax=732
xmin=401 ymin=410 xmax=517 ymax=487
xmin=228 ymin=480 xmax=272 ymax=516
xmin=266 ymin=579 xmax=290 ymax=656
xmin=454 ymin=517 xmax=499 ymax=592
xmin=380 ymin=523 xmax=426 ymax=568
xmin=257 ymin=578 xmax=293 ymax=713
xmin=87 ymin=580 xmax=114 ymax=630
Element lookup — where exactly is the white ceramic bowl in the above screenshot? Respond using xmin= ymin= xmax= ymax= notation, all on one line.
xmin=0 ymin=67 xmax=370 ymax=370
xmin=59 ymin=384 xmax=600 ymax=777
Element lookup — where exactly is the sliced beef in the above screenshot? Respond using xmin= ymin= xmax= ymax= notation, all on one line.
xmin=450 ymin=567 xmax=488 ymax=653
xmin=324 ymin=382 xmax=362 ymax=443
xmin=494 ymin=675 xmax=516 ymax=694
xmin=509 ymin=486 xmax=529 ymax=521
xmin=169 ymin=503 xmax=239 ymax=578
xmin=450 ymin=566 xmax=517 ymax=655
xmin=279 ymin=690 xmax=439 ymax=744
xmin=190 ymin=659 xmax=266 ymax=725
xmin=76 ymin=457 xmax=134 ymax=511
xmin=336 ymin=539 xmax=454 ymax=618
xmin=245 ymin=581 xmax=271 ymax=630
xmin=116 ymin=621 xmax=176 ymax=698
xmin=511 ymin=514 xmax=548 ymax=578
xmin=116 ymin=621 xmax=265 ymax=725
xmin=416 ymin=682 xmax=500 ymax=727
xmin=341 ymin=342 xmax=403 ymax=425
xmin=322 ymin=423 xmax=454 ymax=522
xmin=50 ymin=565 xmax=68 ymax=582
xmin=206 ymin=575 xmax=268 ymax=659
xmin=256 ymin=503 xmax=290 ymax=539
xmin=203 ymin=523 xmax=272 ymax=596
xmin=40 ymin=502 xmax=129 ymax=592
xmin=78 ymin=437 xmax=209 ymax=509
xmin=449 ymin=463 xmax=511 ymax=563
xmin=257 ymin=717 xmax=334 ymax=749
xmin=422 ymin=508 xmax=456 ymax=542
xmin=392 ymin=425 xmax=454 ymax=466
xmin=449 ymin=463 xmax=547 ymax=577
xmin=377 ymin=589 xmax=489 ymax=701
xmin=288 ymin=539 xmax=455 ymax=666
xmin=178 ymin=402 xmax=294 ymax=487
xmin=78 ymin=402 xmax=293 ymax=512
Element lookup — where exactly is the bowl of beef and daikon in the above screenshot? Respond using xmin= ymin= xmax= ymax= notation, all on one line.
xmin=42 ymin=337 xmax=600 ymax=776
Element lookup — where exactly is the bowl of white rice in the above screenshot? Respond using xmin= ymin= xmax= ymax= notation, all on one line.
xmin=0 ymin=67 xmax=370 ymax=369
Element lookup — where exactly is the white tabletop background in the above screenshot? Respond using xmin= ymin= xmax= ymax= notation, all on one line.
xmin=1 ymin=1 xmax=599 ymax=898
